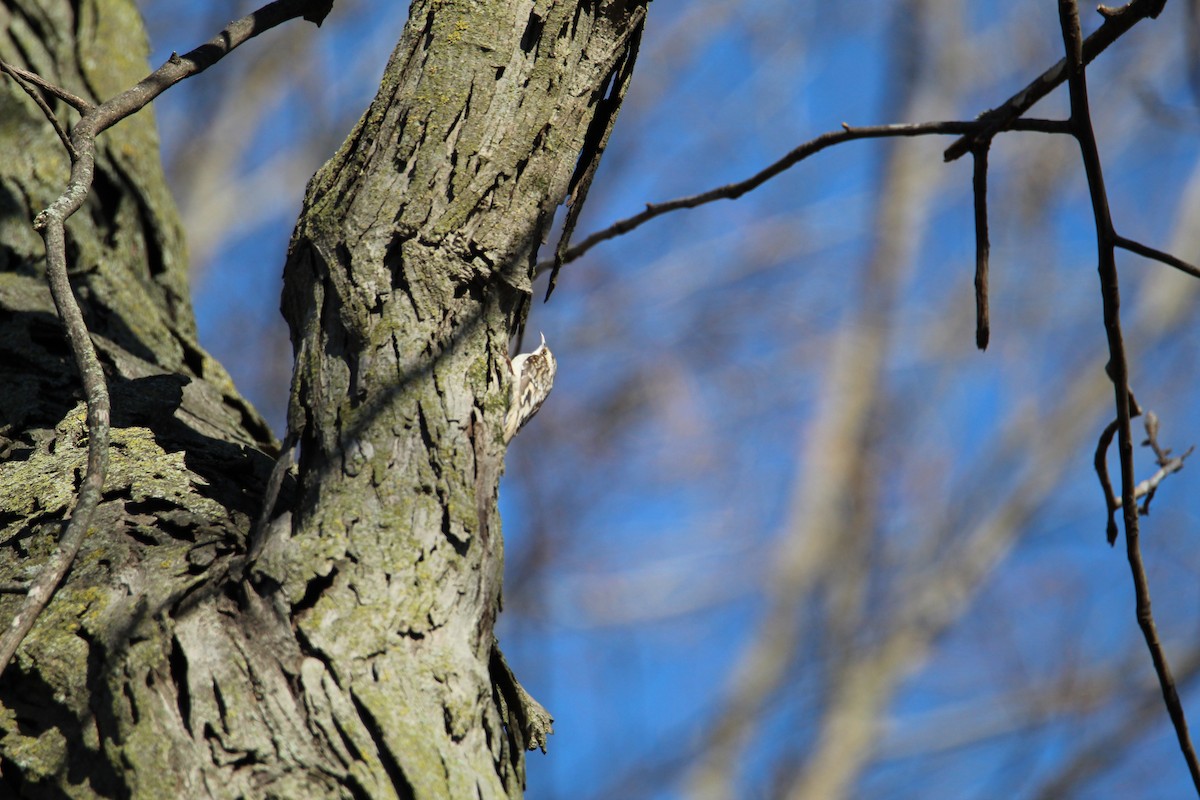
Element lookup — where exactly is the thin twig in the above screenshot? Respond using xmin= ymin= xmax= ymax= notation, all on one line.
xmin=0 ymin=61 xmax=93 ymax=111
xmin=1115 ymin=234 xmax=1200 ymax=280
xmin=1123 ymin=449 xmax=1192 ymax=512
xmin=0 ymin=0 xmax=329 ymax=681
xmin=972 ymin=141 xmax=991 ymax=350
xmin=1095 ymin=418 xmax=1122 ymax=544
xmin=1097 ymin=414 xmax=1192 ymax=521
xmin=1058 ymin=0 xmax=1200 ymax=791
xmin=0 ymin=219 xmax=112 ymax=677
xmin=87 ymin=0 xmax=329 ymax=136
xmin=541 ymin=118 xmax=1070 ymax=275
xmin=1129 ymin=411 xmax=1192 ymax=516
xmin=543 ymin=5 xmax=1174 ymax=286
xmin=0 ymin=62 xmax=77 ymax=157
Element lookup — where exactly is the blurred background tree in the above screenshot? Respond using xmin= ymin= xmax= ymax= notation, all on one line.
xmin=144 ymin=1 xmax=1200 ymax=797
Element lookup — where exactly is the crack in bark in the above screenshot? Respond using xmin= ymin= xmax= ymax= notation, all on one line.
xmin=350 ymin=689 xmax=417 ymax=800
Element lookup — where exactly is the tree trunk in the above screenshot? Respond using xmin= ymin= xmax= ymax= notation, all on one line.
xmin=0 ymin=0 xmax=645 ymax=797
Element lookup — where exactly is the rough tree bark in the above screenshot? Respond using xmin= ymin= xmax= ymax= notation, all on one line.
xmin=0 ymin=0 xmax=646 ymax=797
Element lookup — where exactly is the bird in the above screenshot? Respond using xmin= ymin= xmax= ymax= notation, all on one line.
xmin=504 ymin=333 xmax=556 ymax=443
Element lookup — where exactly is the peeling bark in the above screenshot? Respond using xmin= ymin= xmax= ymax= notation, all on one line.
xmin=0 ymin=0 xmax=647 ymax=798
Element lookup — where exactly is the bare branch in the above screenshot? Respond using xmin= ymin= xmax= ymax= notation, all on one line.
xmin=1095 ymin=418 xmax=1122 ymax=544
xmin=1098 ymin=413 xmax=1192 ymax=519
xmin=1115 ymin=234 xmax=1200 ymax=280
xmin=0 ymin=215 xmax=111 ymax=677
xmin=0 ymin=62 xmax=78 ymax=156
xmin=90 ymin=0 xmax=328 ymax=137
xmin=945 ymin=0 xmax=1168 ymax=162
xmin=1058 ymin=0 xmax=1200 ymax=789
xmin=1124 ymin=448 xmax=1192 ymax=512
xmin=972 ymin=142 xmax=991 ymax=350
xmin=0 ymin=61 xmax=93 ymax=111
xmin=544 ymin=118 xmax=1070 ymax=275
xmin=1128 ymin=411 xmax=1193 ymax=515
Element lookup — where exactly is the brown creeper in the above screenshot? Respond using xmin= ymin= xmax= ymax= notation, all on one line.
xmin=503 ymin=333 xmax=556 ymax=443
